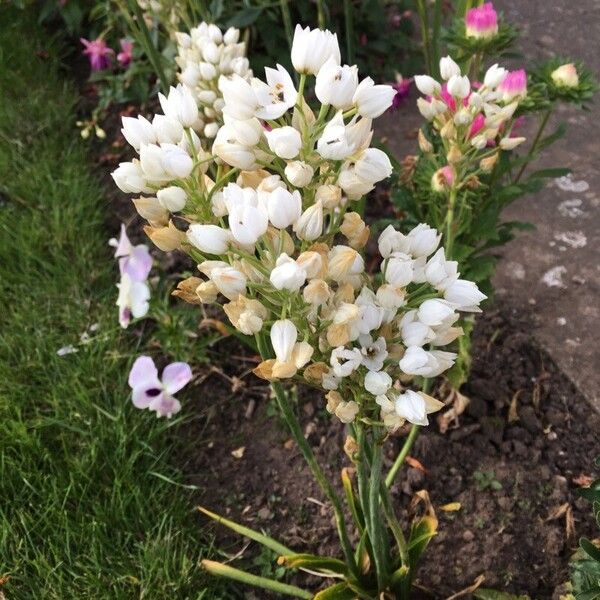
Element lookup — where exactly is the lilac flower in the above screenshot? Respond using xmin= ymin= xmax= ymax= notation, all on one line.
xmin=109 ymin=224 xmax=152 ymax=281
xmin=80 ymin=37 xmax=114 ymax=72
xmin=390 ymin=75 xmax=412 ymax=110
xmin=465 ymin=2 xmax=498 ymax=39
xmin=128 ymin=356 xmax=192 ymax=418
xmin=117 ymin=39 xmax=134 ymax=68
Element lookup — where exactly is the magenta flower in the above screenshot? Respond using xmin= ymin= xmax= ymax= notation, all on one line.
xmin=117 ymin=39 xmax=134 ymax=68
xmin=469 ymin=113 xmax=486 ymax=138
xmin=80 ymin=37 xmax=113 ymax=72
xmin=109 ymin=224 xmax=152 ymax=282
xmin=498 ymin=69 xmax=527 ymax=102
xmin=465 ymin=2 xmax=498 ymax=39
xmin=128 ymin=356 xmax=192 ymax=418
xmin=390 ymin=76 xmax=412 ymax=110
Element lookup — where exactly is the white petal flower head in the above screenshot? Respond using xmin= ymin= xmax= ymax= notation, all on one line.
xmin=338 ymin=168 xmax=374 ymax=200
xmin=407 ymin=223 xmax=441 ymax=257
xmin=352 ymin=77 xmax=396 ymax=118
xmin=253 ymin=64 xmax=298 ymax=119
xmin=447 ymin=75 xmax=471 ymax=99
xmin=213 ymin=124 xmax=257 ymax=170
xmin=439 ymin=56 xmax=461 ymax=81
xmin=219 ymin=74 xmax=258 ymax=120
xmin=284 ymin=161 xmax=314 ymax=188
xmin=364 ymin=370 xmax=392 ymax=396
xmin=315 ymin=58 xmax=359 ymax=110
xmin=401 ymin=317 xmax=435 ymax=347
xmin=394 ymin=390 xmax=428 ymax=425
xmin=187 ymin=224 xmax=231 ymax=255
xmin=328 ymin=245 xmax=365 ymax=282
xmin=414 ymin=75 xmax=441 ymax=97
xmin=159 ymin=84 xmax=199 ymax=128
xmin=398 ymin=346 xmax=436 ymax=377
xmin=443 ymin=279 xmax=487 ymax=311
xmin=265 ymin=126 xmax=302 ymax=159
xmin=385 ymin=253 xmax=414 ymax=287
xmin=330 ymin=346 xmax=362 ymax=378
xmin=159 ymin=144 xmax=194 ymax=179
xmin=425 ymin=248 xmax=458 ymax=290
xmin=156 ymin=186 xmax=187 ymax=212
xmin=210 ymin=266 xmax=247 ymax=300
xmin=264 ymin=187 xmax=302 ymax=229
xmin=483 ymin=64 xmax=508 ymax=89
xmin=112 ymin=161 xmax=150 ymax=194
xmin=354 ymin=148 xmax=393 ymax=184
xmin=417 ymin=298 xmax=456 ymax=327
xmin=121 ymin=116 xmax=156 ymax=151
xmin=317 ymin=111 xmax=353 ymax=160
xmin=378 ymin=225 xmax=410 ymax=258
xmin=291 ymin=25 xmax=341 ymax=75
xmin=359 ymin=335 xmax=388 ymax=371
xmin=271 ymin=319 xmax=298 ymax=363
xmin=117 ymin=273 xmax=150 ymax=329
xmin=293 ymin=201 xmax=324 ymax=241
xmin=228 ymin=198 xmax=269 ymax=246
xmin=152 ymin=114 xmax=184 ymax=145
xmin=270 ymin=253 xmax=307 ymax=291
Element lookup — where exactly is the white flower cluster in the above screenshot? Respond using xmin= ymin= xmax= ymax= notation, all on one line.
xmin=175 ymin=23 xmax=251 ymax=139
xmin=112 ymin=24 xmax=487 ymax=431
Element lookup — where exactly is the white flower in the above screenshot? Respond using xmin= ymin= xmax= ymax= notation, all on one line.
xmin=284 ymin=161 xmax=314 ymax=188
xmin=364 ymin=370 xmax=392 ymax=395
xmin=253 ymin=64 xmax=297 ymax=119
xmin=416 ymin=97 xmax=438 ymax=120
xmin=425 ymin=248 xmax=458 ymax=290
xmin=204 ymin=122 xmax=220 ymax=138
xmin=228 ymin=196 xmax=269 ymax=246
xmin=152 ymin=114 xmax=184 ymax=145
xmin=213 ymin=125 xmax=257 ymax=170
xmin=317 ymin=111 xmax=353 ymax=160
xmin=293 ymin=201 xmax=323 ymax=241
xmin=483 ymin=64 xmax=507 ymax=88
xmin=271 ymin=319 xmax=298 ymax=363
xmin=328 ymin=245 xmax=364 ymax=282
xmin=117 ymin=273 xmax=150 ymax=329
xmin=265 ymin=126 xmax=302 ymax=159
xmin=354 ymin=148 xmax=392 ymax=183
xmin=315 ymin=58 xmax=358 ymax=109
xmin=264 ymin=187 xmax=302 ymax=229
xmin=447 ymin=75 xmax=470 ymax=99
xmin=443 ymin=279 xmax=487 ymax=311
xmin=303 ymin=279 xmax=331 ymax=305
xmin=439 ymin=56 xmax=461 ymax=81
xmin=338 ymin=169 xmax=374 ymax=199
xmin=414 ymin=75 xmax=441 ymax=96
xmin=385 ymin=253 xmax=414 ymax=287
xmin=210 ymin=266 xmax=247 ymax=299
xmin=352 ymin=77 xmax=395 ymax=118
xmin=187 ymin=224 xmax=231 ymax=254
xmin=551 ymin=63 xmax=579 ymax=88
xmin=121 ymin=116 xmax=156 ymax=151
xmin=359 ymin=334 xmax=388 ymax=371
xmin=355 ymin=288 xmax=385 ymax=334
xmin=399 ymin=346 xmax=456 ymax=377
xmin=270 ymin=253 xmax=307 ymax=291
xmin=400 ymin=311 xmax=435 ymax=347
xmin=219 ymin=74 xmax=258 ymax=120
xmin=291 ymin=24 xmax=340 ymax=75
xmin=407 ymin=224 xmax=441 ymax=257
xmin=157 ymin=186 xmax=187 ymax=212
xmin=417 ymin=298 xmax=456 ymax=327
xmin=393 ymin=390 xmax=428 ymax=425
xmin=158 ymin=84 xmax=199 ymax=128
xmin=112 ymin=161 xmax=149 ymax=194
xmin=330 ymin=346 xmax=362 ymax=378
xmin=160 ymin=144 xmax=194 ymax=179
xmin=378 ymin=225 xmax=410 ymax=258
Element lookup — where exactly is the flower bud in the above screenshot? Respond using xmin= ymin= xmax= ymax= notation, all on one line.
xmin=271 ymin=319 xmax=297 ymax=363
xmin=112 ymin=161 xmax=149 ymax=193
xmin=483 ymin=64 xmax=507 ymax=89
xmin=446 ymin=145 xmax=462 ymax=164
xmin=157 ymin=186 xmax=187 ymax=212
xmin=354 ymin=148 xmax=393 ymax=183
xmin=159 ymin=84 xmax=198 ymax=128
xmin=364 ymin=371 xmax=392 ymax=396
xmin=132 ymin=196 xmax=169 ymax=225
xmin=418 ymin=129 xmax=433 ymax=153
xmin=431 ymin=165 xmax=454 ymax=192
xmin=265 ymin=126 xmax=302 ymax=159
xmin=315 ymin=184 xmax=342 ymax=209
xmin=447 ymin=75 xmax=470 ymax=99
xmin=315 ymin=58 xmax=359 ymax=110
xmin=414 ymin=75 xmax=441 ymax=96
xmin=352 ymin=77 xmax=396 ymax=118
xmin=121 ymin=116 xmax=156 ymax=151
xmin=328 ymin=245 xmax=364 ymax=282
xmin=160 ymin=144 xmax=194 ymax=179
xmin=144 ymin=220 xmax=185 ymax=252
xmin=499 ymin=136 xmax=526 ymax=150
xmin=293 ymin=201 xmax=324 ymax=241
xmin=465 ymin=2 xmax=498 ymax=39
xmin=439 ymin=56 xmax=461 ymax=81
xmin=284 ymin=161 xmax=314 ymax=188
xmin=210 ymin=266 xmax=247 ymax=300
xmin=152 ymin=114 xmax=184 ymax=145
xmin=418 ymin=298 xmax=455 ymax=326
xmin=264 ymin=187 xmax=302 ymax=229
xmin=479 ymin=153 xmax=499 ymax=172
xmin=270 ymin=253 xmax=306 ymax=291
xmin=187 ymin=224 xmax=231 ymax=255
xmin=303 ymin=279 xmax=331 ymax=305
xmin=551 ymin=63 xmax=579 ymax=88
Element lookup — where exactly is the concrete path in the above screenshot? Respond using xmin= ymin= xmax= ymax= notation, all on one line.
xmin=378 ymin=0 xmax=600 ymax=411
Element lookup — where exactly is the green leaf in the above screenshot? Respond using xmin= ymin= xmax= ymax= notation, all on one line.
xmin=278 ymin=554 xmax=348 ymax=575
xmin=197 ymin=506 xmax=293 ymax=556
xmin=537 ymin=122 xmax=567 ymax=152
xmin=473 ymin=589 xmax=530 ymax=600
xmin=226 ymin=7 xmax=263 ymax=28
xmin=341 ymin=468 xmax=365 ymax=532
xmin=313 ymin=582 xmax=357 ymax=599
xmin=201 ymin=560 xmax=312 ymax=599
xmin=528 ymin=167 xmax=571 ymax=180
xmin=464 ymin=255 xmax=497 ymax=284
xmin=581 ymin=538 xmax=600 ymax=562
xmin=408 ymin=516 xmax=437 ymax=572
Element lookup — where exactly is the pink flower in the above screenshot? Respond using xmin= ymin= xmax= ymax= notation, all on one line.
xmin=117 ymin=39 xmax=134 ymax=68
xmin=128 ymin=356 xmax=192 ymax=418
xmin=498 ymin=69 xmax=527 ymax=102
xmin=465 ymin=2 xmax=498 ymax=39
xmin=390 ymin=76 xmax=412 ymax=110
xmin=469 ymin=113 xmax=485 ymax=138
xmin=80 ymin=37 xmax=113 ymax=72
xmin=109 ymin=224 xmax=153 ymax=282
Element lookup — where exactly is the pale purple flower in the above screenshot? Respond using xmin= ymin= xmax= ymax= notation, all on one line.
xmin=128 ymin=356 xmax=192 ymax=418
xmin=465 ymin=2 xmax=498 ymax=39
xmin=117 ymin=39 xmax=134 ymax=67
xmin=109 ymin=224 xmax=152 ymax=281
xmin=80 ymin=37 xmax=113 ymax=72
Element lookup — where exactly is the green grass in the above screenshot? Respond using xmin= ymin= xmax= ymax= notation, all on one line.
xmin=0 ymin=10 xmax=228 ymax=599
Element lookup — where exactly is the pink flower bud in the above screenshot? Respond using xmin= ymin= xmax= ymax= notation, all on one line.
xmin=465 ymin=2 xmax=498 ymax=39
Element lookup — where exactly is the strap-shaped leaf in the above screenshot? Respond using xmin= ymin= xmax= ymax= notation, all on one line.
xmin=201 ymin=560 xmax=312 ymax=599
xmin=197 ymin=505 xmax=293 ymax=556
xmin=341 ymin=468 xmax=365 ymax=532
xmin=313 ymin=582 xmax=357 ymax=600
xmin=278 ymin=554 xmax=348 ymax=575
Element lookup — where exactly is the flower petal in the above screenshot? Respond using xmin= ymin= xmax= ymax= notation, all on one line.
xmin=128 ymin=355 xmax=158 ymax=388
xmin=161 ymin=362 xmax=192 ymax=394
xmin=149 ymin=393 xmax=182 ymax=418
xmin=132 ymin=384 xmax=163 ymax=409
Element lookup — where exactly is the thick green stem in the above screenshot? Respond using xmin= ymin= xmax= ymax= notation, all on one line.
xmin=514 ymin=108 xmax=552 ymax=183
xmin=316 ymin=0 xmax=327 ymax=29
xmin=343 ymin=0 xmax=355 ymax=64
xmin=385 ymin=424 xmax=420 ymax=488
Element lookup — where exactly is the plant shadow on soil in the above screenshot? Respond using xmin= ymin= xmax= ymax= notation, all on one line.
xmin=178 ymin=308 xmax=599 ymax=600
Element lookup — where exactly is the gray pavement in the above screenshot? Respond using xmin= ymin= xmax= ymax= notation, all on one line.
xmin=378 ymin=0 xmax=600 ymax=411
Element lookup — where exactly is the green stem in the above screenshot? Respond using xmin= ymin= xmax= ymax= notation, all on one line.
xmin=385 ymin=425 xmax=420 ymax=488
xmin=431 ymin=0 xmax=443 ymax=79
xmin=379 ymin=483 xmax=409 ymax=568
xmin=415 ymin=0 xmax=433 ymax=76
xmin=316 ymin=0 xmax=327 ymax=28
xmin=279 ymin=0 xmax=294 ymax=51
xmin=343 ymin=0 xmax=355 ymax=64
xmin=514 ymin=108 xmax=552 ymax=183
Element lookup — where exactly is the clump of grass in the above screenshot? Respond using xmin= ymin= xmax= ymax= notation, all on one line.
xmin=0 ymin=10 xmax=228 ymax=599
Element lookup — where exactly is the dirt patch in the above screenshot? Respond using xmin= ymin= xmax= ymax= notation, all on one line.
xmin=181 ymin=308 xmax=599 ymax=599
